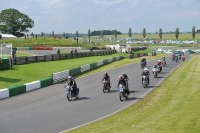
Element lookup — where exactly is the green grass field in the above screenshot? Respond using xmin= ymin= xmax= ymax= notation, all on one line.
xmin=1 ymin=34 xmax=200 ymax=47
xmin=98 ymin=33 xmax=200 ymax=40
xmin=66 ymin=55 xmax=200 ymax=133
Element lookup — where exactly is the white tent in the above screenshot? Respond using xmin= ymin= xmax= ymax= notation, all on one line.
xmin=0 ymin=34 xmax=17 ymax=38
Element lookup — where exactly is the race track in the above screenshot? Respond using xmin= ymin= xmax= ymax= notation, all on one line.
xmin=0 ymin=54 xmax=190 ymax=133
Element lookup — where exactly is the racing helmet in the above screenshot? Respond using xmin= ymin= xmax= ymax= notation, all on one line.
xmin=68 ymin=76 xmax=72 ymax=81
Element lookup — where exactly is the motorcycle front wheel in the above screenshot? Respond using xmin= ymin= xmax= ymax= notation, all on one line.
xmin=119 ymin=92 xmax=124 ymax=102
xmin=103 ymin=86 xmax=106 ymax=93
xmin=67 ymin=93 xmax=72 ymax=101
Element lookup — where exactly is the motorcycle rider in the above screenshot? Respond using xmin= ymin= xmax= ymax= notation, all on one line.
xmin=68 ymin=76 xmax=77 ymax=95
xmin=117 ymin=73 xmax=130 ymax=95
xmin=140 ymin=57 xmax=146 ymax=66
xmin=152 ymin=64 xmax=158 ymax=75
xmin=161 ymin=56 xmax=166 ymax=65
xmin=156 ymin=60 xmax=162 ymax=72
xmin=141 ymin=68 xmax=150 ymax=85
xmin=101 ymin=72 xmax=111 ymax=88
xmin=182 ymin=55 xmax=185 ymax=62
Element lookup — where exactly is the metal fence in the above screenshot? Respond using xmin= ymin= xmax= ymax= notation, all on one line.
xmin=13 ymin=50 xmax=116 ymax=65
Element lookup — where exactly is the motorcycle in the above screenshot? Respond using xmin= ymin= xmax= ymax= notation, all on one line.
xmin=119 ymin=84 xmax=129 ymax=102
xmin=152 ymin=68 xmax=158 ymax=78
xmin=157 ymin=65 xmax=162 ymax=73
xmin=162 ymin=59 xmax=166 ymax=67
xmin=171 ymin=56 xmax=175 ymax=61
xmin=142 ymin=75 xmax=148 ymax=88
xmin=178 ymin=56 xmax=181 ymax=60
xmin=65 ymin=85 xmax=79 ymax=101
xmin=102 ymin=80 xmax=111 ymax=93
xmin=140 ymin=62 xmax=145 ymax=69
xmin=175 ymin=56 xmax=178 ymax=62
xmin=182 ymin=56 xmax=185 ymax=62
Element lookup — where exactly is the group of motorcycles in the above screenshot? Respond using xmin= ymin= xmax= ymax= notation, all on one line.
xmin=171 ymin=54 xmax=185 ymax=62
xmin=65 ymin=56 xmax=175 ymax=102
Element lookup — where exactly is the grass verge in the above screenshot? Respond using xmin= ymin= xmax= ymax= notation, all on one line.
xmin=66 ymin=55 xmax=200 ymax=133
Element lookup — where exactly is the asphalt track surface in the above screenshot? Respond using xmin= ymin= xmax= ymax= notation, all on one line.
xmin=0 ymin=54 xmax=190 ymax=133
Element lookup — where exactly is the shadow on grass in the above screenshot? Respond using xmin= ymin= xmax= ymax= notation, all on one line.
xmin=0 ymin=76 xmax=22 ymax=83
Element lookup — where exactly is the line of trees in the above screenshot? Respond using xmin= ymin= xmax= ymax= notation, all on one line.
xmin=0 ymin=8 xmax=198 ymax=40
xmin=90 ymin=30 xmax=122 ymax=36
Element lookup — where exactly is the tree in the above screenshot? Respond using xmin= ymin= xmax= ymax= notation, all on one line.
xmin=128 ymin=28 xmax=132 ymax=37
xmin=101 ymin=29 xmax=104 ymax=38
xmin=41 ymin=32 xmax=44 ymax=36
xmin=88 ymin=29 xmax=91 ymax=43
xmin=52 ymin=31 xmax=54 ymax=37
xmin=30 ymin=32 xmax=33 ymax=36
xmin=192 ymin=26 xmax=195 ymax=39
xmin=175 ymin=27 xmax=179 ymax=40
xmin=159 ymin=28 xmax=162 ymax=39
xmin=143 ymin=28 xmax=146 ymax=38
xmin=63 ymin=32 xmax=66 ymax=37
xmin=0 ymin=8 xmax=34 ymax=37
xmin=76 ymin=30 xmax=79 ymax=37
xmin=114 ymin=29 xmax=117 ymax=39
xmin=90 ymin=30 xmax=122 ymax=36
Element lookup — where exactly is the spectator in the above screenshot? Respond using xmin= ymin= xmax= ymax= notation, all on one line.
xmin=36 ymin=35 xmax=37 ymax=39
xmin=44 ymin=35 xmax=46 ymax=40
xmin=57 ymin=49 xmax=60 ymax=54
xmin=75 ymin=49 xmax=77 ymax=53
xmin=27 ymin=34 xmax=29 ymax=39
xmin=90 ymin=47 xmax=93 ymax=52
xmin=24 ymin=35 xmax=26 ymax=39
xmin=70 ymin=48 xmax=73 ymax=54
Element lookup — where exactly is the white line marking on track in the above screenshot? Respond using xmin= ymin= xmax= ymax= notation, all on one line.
xmin=60 ymin=57 xmax=187 ymax=133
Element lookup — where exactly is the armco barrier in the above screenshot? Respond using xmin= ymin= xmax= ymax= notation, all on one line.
xmin=0 ymin=89 xmax=9 ymax=99
xmin=97 ymin=60 xmax=104 ymax=67
xmin=8 ymin=85 xmax=26 ymax=97
xmin=69 ymin=67 xmax=81 ymax=77
xmin=25 ymin=81 xmax=41 ymax=92
xmin=45 ymin=54 xmax=53 ymax=61
xmin=80 ymin=64 xmax=90 ymax=73
xmin=90 ymin=62 xmax=97 ymax=69
xmin=40 ymin=78 xmax=53 ymax=88
xmin=60 ymin=53 xmax=67 ymax=60
xmin=28 ymin=56 xmax=37 ymax=63
xmin=53 ymin=54 xmax=59 ymax=61
xmin=52 ymin=70 xmax=69 ymax=84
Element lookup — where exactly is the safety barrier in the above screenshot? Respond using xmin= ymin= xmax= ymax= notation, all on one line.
xmin=52 ymin=56 xmax=124 ymax=84
xmin=127 ymin=53 xmax=154 ymax=59
xmin=13 ymin=50 xmax=116 ymax=65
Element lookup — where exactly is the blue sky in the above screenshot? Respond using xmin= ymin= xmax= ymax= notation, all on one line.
xmin=1 ymin=0 xmax=199 ymax=34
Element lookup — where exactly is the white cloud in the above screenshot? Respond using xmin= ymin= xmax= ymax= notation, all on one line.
xmin=92 ymin=0 xmax=139 ymax=7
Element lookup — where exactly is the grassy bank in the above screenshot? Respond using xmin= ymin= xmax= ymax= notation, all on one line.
xmin=66 ymin=55 xmax=200 ymax=133
xmin=0 ymin=53 xmax=164 ymax=89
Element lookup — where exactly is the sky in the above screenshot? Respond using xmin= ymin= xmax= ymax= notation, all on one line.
xmin=0 ymin=0 xmax=200 ymax=34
